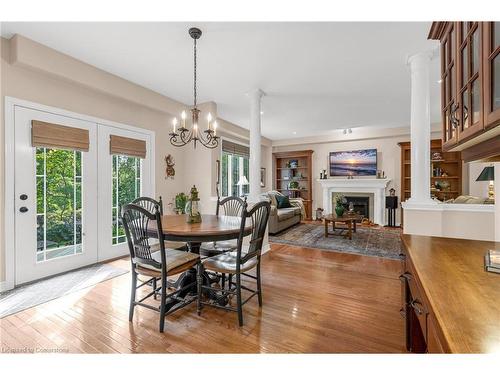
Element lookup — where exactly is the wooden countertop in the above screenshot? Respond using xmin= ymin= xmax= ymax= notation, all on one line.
xmin=402 ymin=234 xmax=500 ymax=353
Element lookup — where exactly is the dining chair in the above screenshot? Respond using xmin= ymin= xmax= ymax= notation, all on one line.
xmin=199 ymin=195 xmax=247 ymax=257
xmin=132 ymin=196 xmax=187 ymax=251
xmin=197 ymin=200 xmax=271 ymax=326
xmin=121 ymin=203 xmax=200 ymax=333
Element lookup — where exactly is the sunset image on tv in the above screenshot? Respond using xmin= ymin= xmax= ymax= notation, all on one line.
xmin=329 ymin=149 xmax=377 ymax=176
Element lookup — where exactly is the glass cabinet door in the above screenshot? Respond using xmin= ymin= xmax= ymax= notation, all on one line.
xmin=457 ymin=22 xmax=484 ymax=139
xmin=441 ymin=22 xmax=458 ymax=148
xmin=483 ymin=22 xmax=500 ymax=128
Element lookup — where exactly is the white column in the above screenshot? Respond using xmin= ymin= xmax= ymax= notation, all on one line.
xmin=248 ymin=89 xmax=265 ymax=202
xmin=407 ymin=51 xmax=436 ymax=205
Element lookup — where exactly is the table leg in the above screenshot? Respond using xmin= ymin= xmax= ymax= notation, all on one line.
xmin=324 ymin=219 xmax=328 ymax=237
xmin=353 ymin=220 xmax=357 ymax=233
xmin=347 ymin=221 xmax=352 ymax=240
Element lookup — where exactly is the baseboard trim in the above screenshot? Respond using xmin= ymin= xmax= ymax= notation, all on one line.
xmin=0 ymin=280 xmax=15 ymax=293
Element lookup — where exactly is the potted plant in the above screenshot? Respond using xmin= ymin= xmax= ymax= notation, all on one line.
xmin=334 ymin=194 xmax=347 ymax=217
xmin=174 ymin=192 xmax=188 ymax=214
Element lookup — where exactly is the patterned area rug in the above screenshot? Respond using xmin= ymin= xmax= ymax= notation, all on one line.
xmin=269 ymin=223 xmax=402 ymax=259
xmin=0 ymin=263 xmax=128 ymax=319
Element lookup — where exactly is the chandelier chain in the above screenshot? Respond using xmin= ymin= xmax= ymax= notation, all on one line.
xmin=193 ymin=38 xmax=197 ymax=108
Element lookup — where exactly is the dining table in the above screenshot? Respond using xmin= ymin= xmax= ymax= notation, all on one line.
xmin=148 ymin=213 xmax=253 ymax=309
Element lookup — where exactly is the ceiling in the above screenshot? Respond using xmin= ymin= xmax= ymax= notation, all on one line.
xmin=1 ymin=22 xmax=441 ymax=140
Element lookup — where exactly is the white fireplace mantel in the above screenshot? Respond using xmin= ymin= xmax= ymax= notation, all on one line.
xmin=317 ymin=178 xmax=391 ymax=225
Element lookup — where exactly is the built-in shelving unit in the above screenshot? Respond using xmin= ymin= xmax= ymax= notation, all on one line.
xmin=273 ymin=150 xmax=313 ymax=219
xmin=399 ymin=139 xmax=463 ymax=202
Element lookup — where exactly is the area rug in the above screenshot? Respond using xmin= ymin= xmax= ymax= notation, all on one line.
xmin=0 ymin=263 xmax=128 ymax=319
xmin=269 ymin=223 xmax=402 ymax=259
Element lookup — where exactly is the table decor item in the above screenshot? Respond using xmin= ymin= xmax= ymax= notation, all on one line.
xmin=174 ymin=192 xmax=188 ymax=214
xmin=334 ymin=194 xmax=346 ymax=217
xmin=185 ymin=185 xmax=202 ymax=223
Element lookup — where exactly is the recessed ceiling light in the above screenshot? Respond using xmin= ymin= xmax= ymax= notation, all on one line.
xmin=260 ymin=111 xmax=264 ymax=115
xmin=437 ymin=79 xmax=443 ymax=83
xmin=292 ymin=131 xmax=297 ymax=135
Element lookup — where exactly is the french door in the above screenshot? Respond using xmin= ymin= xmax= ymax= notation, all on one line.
xmin=13 ymin=105 xmax=153 ymax=285
xmin=14 ymin=107 xmax=98 ymax=284
xmin=97 ymin=126 xmax=153 ymax=261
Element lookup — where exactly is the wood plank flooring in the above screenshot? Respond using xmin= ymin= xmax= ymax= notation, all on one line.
xmin=0 ymin=244 xmax=404 ymax=353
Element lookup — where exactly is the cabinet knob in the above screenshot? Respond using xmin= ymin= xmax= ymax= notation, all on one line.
xmin=19 ymin=207 xmax=28 ymax=213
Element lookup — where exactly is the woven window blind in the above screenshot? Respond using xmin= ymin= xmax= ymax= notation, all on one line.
xmin=109 ymin=135 xmax=147 ymax=159
xmin=221 ymin=140 xmax=249 ymax=158
xmin=31 ymin=120 xmax=90 ymax=151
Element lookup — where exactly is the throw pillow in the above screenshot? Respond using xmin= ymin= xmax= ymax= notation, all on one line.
xmin=276 ymin=195 xmax=292 ymax=209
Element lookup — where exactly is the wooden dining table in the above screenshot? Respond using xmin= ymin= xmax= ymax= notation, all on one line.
xmin=153 ymin=214 xmax=253 ymax=252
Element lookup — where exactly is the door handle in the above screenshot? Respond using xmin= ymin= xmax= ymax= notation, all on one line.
xmin=19 ymin=207 xmax=29 ymax=213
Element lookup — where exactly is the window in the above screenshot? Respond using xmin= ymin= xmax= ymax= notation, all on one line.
xmin=36 ymin=148 xmax=82 ymax=262
xmin=112 ymin=155 xmax=142 ymax=245
xmin=221 ymin=140 xmax=249 ymax=197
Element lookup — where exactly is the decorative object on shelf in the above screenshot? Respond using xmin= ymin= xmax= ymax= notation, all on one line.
xmin=165 ymin=154 xmax=175 ymax=179
xmin=315 ymin=207 xmax=324 ymax=221
xmin=476 ymin=166 xmax=495 ymax=202
xmin=260 ymin=167 xmax=266 ymax=188
xmin=348 ymin=201 xmax=354 ymax=213
xmin=334 ymin=194 xmax=347 ymax=217
xmin=323 ymin=169 xmax=327 ymax=179
xmin=289 ymin=159 xmax=299 ymax=168
xmin=288 ymin=180 xmax=299 ymax=190
xmin=185 ymin=185 xmax=202 ymax=223
xmin=174 ymin=192 xmax=188 ymax=214
xmin=169 ymin=28 xmax=219 ymax=149
xmin=347 ymin=174 xmax=354 ymax=179
xmin=441 ymin=171 xmax=448 ymax=177
xmin=319 ymin=170 xmax=324 ymax=179
xmin=431 ymin=151 xmax=443 ymax=161
xmin=389 ymin=188 xmax=396 ymax=196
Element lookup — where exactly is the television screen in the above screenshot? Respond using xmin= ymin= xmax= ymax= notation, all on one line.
xmin=329 ymin=149 xmax=377 ymax=176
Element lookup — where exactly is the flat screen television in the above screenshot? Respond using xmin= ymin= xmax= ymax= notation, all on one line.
xmin=329 ymin=149 xmax=377 ymax=177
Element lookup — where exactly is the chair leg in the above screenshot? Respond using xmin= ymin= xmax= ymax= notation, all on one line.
xmin=129 ymin=270 xmax=137 ymax=321
xmin=159 ymin=275 xmax=167 ymax=333
xmin=221 ymin=273 xmax=226 ymax=289
xmin=228 ymin=274 xmax=233 ymax=290
xmin=152 ymin=278 xmax=157 ymax=300
xmin=197 ymin=263 xmax=203 ymax=316
xmin=236 ymin=273 xmax=243 ymax=327
xmin=257 ymin=262 xmax=263 ymax=307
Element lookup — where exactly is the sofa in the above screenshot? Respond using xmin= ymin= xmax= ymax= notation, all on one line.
xmin=260 ymin=191 xmax=304 ymax=234
xmin=444 ymin=195 xmax=495 ymax=204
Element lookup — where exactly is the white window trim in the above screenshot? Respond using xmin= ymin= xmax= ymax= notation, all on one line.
xmin=220 ymin=136 xmax=250 ymax=199
xmin=2 ymin=97 xmax=155 ymax=292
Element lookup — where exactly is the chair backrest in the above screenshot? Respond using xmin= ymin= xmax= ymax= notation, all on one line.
xmin=132 ymin=196 xmax=164 ymax=216
xmin=216 ymin=196 xmax=246 ymax=217
xmin=121 ymin=203 xmax=166 ymax=272
xmin=236 ymin=201 xmax=271 ymax=268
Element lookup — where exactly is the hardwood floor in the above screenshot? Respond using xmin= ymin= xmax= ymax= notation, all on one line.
xmin=0 ymin=244 xmax=404 ymax=353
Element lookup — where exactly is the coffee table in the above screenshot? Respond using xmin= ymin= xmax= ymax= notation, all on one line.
xmin=323 ymin=213 xmax=363 ymax=240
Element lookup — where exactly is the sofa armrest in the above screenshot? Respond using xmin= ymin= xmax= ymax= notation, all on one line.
xmin=270 ymin=205 xmax=278 ymax=216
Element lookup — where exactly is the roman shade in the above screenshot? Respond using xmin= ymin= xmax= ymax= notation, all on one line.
xmin=109 ymin=135 xmax=147 ymax=159
xmin=222 ymin=139 xmax=249 ymax=158
xmin=31 ymin=120 xmax=90 ymax=151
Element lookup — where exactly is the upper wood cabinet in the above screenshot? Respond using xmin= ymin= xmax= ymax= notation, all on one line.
xmin=429 ymin=22 xmax=500 ymax=159
xmin=483 ymin=22 xmax=500 ymax=129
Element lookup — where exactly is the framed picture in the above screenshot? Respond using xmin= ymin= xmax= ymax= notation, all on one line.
xmin=260 ymin=167 xmax=266 ymax=188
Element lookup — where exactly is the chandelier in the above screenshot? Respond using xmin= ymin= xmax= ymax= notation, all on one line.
xmin=169 ymin=27 xmax=219 ymax=149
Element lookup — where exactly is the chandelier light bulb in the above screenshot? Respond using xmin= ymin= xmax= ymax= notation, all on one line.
xmin=213 ymin=120 xmax=218 ymax=135
xmin=172 ymin=117 xmax=178 ymax=133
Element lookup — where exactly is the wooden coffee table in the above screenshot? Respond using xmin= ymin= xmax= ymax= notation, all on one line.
xmin=323 ymin=213 xmax=363 ymax=240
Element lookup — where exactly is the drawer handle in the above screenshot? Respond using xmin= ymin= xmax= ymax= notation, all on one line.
xmin=398 ymin=252 xmax=406 ymax=260
xmin=410 ymin=299 xmax=425 ymax=315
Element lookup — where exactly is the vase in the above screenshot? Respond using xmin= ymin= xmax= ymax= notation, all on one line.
xmin=335 ymin=204 xmax=345 ymax=217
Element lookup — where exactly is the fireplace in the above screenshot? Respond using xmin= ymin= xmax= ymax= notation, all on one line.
xmin=343 ymin=196 xmax=369 ymax=219
xmin=319 ymin=178 xmax=390 ymax=225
